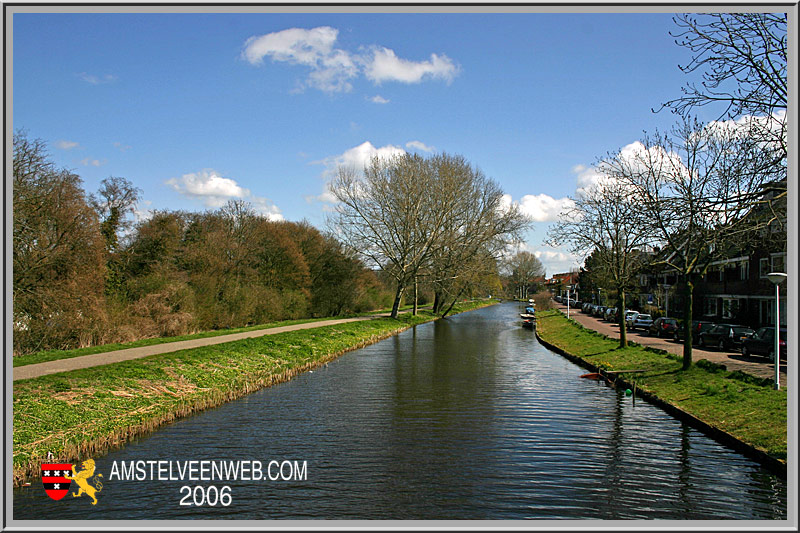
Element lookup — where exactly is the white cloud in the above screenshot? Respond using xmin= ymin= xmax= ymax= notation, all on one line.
xmin=364 ymin=47 xmax=459 ymax=85
xmin=133 ymin=200 xmax=154 ymax=224
xmin=502 ymin=193 xmax=574 ymax=223
xmin=574 ymin=164 xmax=608 ymax=197
xmin=242 ymin=26 xmax=460 ymax=93
xmin=165 ymin=169 xmax=283 ymax=220
xmin=574 ymin=141 xmax=682 ymax=198
xmin=518 ymin=194 xmax=575 ymax=222
xmin=535 ymin=248 xmax=583 ymax=276
xmin=507 ymin=242 xmax=583 ymax=277
xmin=369 ymin=95 xmax=390 ymax=104
xmin=80 ymin=157 xmax=105 ymax=167
xmin=55 ymin=140 xmax=80 ymax=150
xmin=241 ymin=26 xmax=358 ymax=92
xmin=114 ymin=142 xmax=132 ymax=152
xmin=405 ymin=140 xmax=434 ymax=152
xmin=78 ymin=72 xmax=116 ymax=85
xmin=315 ymin=141 xmax=406 ymax=176
xmin=307 ymin=141 xmax=407 ymax=204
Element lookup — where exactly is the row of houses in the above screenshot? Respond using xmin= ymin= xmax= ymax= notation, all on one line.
xmin=547 ymin=241 xmax=787 ymax=329
xmin=545 ymin=186 xmax=788 ymax=330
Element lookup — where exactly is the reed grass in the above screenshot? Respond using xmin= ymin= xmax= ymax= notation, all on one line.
xmin=12 ymin=300 xmax=494 ymax=486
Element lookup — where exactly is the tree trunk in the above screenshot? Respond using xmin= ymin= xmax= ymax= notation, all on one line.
xmin=618 ymin=289 xmax=627 ymax=348
xmin=391 ymin=282 xmax=405 ymax=319
xmin=433 ymin=291 xmax=441 ymax=315
xmin=441 ymin=287 xmax=466 ymax=318
xmin=413 ymin=277 xmax=418 ymax=316
xmin=682 ymin=276 xmax=694 ymax=370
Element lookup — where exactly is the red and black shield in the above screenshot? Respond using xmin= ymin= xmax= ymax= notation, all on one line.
xmin=41 ymin=463 xmax=73 ymax=501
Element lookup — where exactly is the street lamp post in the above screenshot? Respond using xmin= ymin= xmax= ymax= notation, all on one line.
xmin=766 ymin=272 xmax=787 ymax=390
xmin=566 ymin=285 xmax=572 ymax=319
xmin=664 ymin=284 xmax=671 ymax=317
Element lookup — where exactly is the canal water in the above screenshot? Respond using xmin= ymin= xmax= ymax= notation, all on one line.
xmin=14 ymin=302 xmax=786 ymax=520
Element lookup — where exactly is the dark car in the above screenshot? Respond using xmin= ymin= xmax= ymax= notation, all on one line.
xmin=593 ymin=305 xmax=608 ymax=318
xmin=741 ymin=327 xmax=787 ymax=361
xmin=649 ymin=317 xmax=680 ymax=338
xmin=673 ymin=320 xmax=716 ymax=344
xmin=698 ymin=324 xmax=754 ymax=351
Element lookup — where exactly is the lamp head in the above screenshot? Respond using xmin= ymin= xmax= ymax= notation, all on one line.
xmin=767 ymin=272 xmax=787 ymax=285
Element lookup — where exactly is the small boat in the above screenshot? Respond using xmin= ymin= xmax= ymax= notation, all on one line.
xmin=520 ymin=313 xmax=535 ymax=319
xmin=580 ymin=372 xmax=602 ymax=380
xmin=521 ymin=319 xmax=536 ymax=329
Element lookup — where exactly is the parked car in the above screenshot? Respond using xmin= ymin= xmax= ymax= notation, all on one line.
xmin=624 ymin=310 xmax=638 ymax=325
xmin=741 ymin=327 xmax=787 ymax=361
xmin=672 ymin=320 xmax=716 ymax=344
xmin=698 ymin=324 xmax=755 ymax=351
xmin=554 ymin=296 xmax=562 ymax=303
xmin=582 ymin=302 xmax=593 ymax=313
xmin=649 ymin=317 xmax=680 ymax=338
xmin=629 ymin=314 xmax=654 ymax=331
xmin=604 ymin=307 xmax=618 ymax=321
xmin=593 ymin=305 xmax=607 ymax=318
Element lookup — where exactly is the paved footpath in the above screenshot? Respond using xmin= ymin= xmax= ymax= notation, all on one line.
xmin=14 ymin=315 xmax=387 ymax=382
xmin=552 ymin=303 xmax=787 ymax=384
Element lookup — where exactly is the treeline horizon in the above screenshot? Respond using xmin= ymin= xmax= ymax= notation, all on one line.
xmin=13 ymin=131 xmax=524 ymax=356
xmin=13 ymin=131 xmax=407 ymax=356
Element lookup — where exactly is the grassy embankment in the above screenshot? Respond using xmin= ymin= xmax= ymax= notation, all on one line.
xmin=536 ymin=310 xmax=786 ymax=464
xmin=13 ymin=304 xmax=428 ymax=368
xmin=12 ymin=300 xmax=494 ymax=486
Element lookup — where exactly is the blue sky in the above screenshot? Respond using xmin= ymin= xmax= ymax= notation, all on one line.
xmin=12 ymin=10 xmax=716 ymax=276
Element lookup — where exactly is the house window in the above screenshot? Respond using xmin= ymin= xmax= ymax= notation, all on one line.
xmin=722 ymin=298 xmax=740 ymax=320
xmin=759 ymin=258 xmax=770 ymax=278
xmin=760 ymin=300 xmax=774 ymax=326
xmin=739 ymin=261 xmax=749 ymax=281
xmin=771 ymin=253 xmax=786 ymax=273
xmin=703 ymin=297 xmax=718 ymax=316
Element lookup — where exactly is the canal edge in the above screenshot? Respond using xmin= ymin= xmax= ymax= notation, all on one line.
xmin=13 ymin=300 xmax=498 ymax=487
xmin=534 ymin=331 xmax=788 ymax=478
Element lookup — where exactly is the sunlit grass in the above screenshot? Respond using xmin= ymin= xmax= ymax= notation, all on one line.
xmin=536 ymin=310 xmax=786 ymax=461
xmin=12 ymin=299 xmax=494 ymax=485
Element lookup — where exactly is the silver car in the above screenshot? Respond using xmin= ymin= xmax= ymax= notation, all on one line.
xmin=630 ymin=313 xmax=653 ymax=331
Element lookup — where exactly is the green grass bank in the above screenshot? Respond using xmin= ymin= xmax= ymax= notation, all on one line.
xmin=535 ymin=310 xmax=787 ymax=471
xmin=13 ymin=300 xmax=495 ymax=486
xmin=13 ymin=304 xmax=439 ymax=368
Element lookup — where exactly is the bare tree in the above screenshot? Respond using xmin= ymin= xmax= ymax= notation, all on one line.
xmin=89 ymin=177 xmax=142 ymax=253
xmin=548 ymin=177 xmax=652 ymax=348
xmin=13 ymin=131 xmax=107 ymax=353
xmin=606 ymin=116 xmax=782 ymax=367
xmin=329 ymin=153 xmax=446 ymax=318
xmin=330 ymin=152 xmax=528 ymax=318
xmin=659 ymin=13 xmax=787 ymax=160
xmin=502 ymin=251 xmax=545 ymax=301
xmin=424 ymin=153 xmax=529 ymax=315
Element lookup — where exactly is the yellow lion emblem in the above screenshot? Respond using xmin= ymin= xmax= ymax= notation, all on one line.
xmin=64 ymin=459 xmax=103 ymax=505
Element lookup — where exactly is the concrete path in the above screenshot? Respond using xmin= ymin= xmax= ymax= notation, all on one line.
xmin=14 ymin=315 xmax=386 ymax=382
xmin=552 ymin=303 xmax=787 ymax=384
